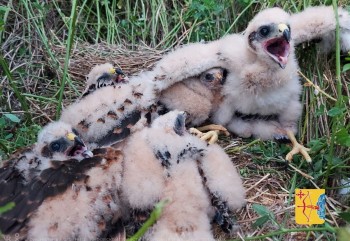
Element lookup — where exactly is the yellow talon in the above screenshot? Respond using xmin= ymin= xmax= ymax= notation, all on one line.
xmin=285 ymin=130 xmax=312 ymax=163
xmin=196 ymin=124 xmax=230 ymax=136
xmin=189 ymin=124 xmax=229 ymax=144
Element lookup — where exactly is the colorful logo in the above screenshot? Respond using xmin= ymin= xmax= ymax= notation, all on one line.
xmin=295 ymin=189 xmax=326 ymax=225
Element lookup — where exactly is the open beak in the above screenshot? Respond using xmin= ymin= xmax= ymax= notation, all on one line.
xmin=263 ymin=24 xmax=291 ymax=69
xmin=73 ymin=135 xmax=85 ymax=147
xmin=115 ymin=68 xmax=128 ymax=83
xmin=109 ymin=67 xmax=128 ymax=83
xmin=66 ymin=132 xmax=93 ymax=158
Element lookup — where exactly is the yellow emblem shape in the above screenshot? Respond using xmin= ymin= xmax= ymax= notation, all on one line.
xmin=295 ymin=189 xmax=326 ymax=225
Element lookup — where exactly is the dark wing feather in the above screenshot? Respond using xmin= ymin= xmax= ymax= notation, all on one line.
xmin=82 ymin=83 xmax=97 ymax=98
xmin=99 ymin=218 xmax=126 ymax=241
xmin=125 ymin=209 xmax=152 ymax=236
xmin=0 ymin=165 xmax=25 ymax=205
xmin=0 ymin=148 xmax=36 ymax=205
xmin=211 ymin=192 xmax=236 ymax=233
xmin=81 ymin=70 xmax=127 ymax=98
xmin=96 ymin=110 xmax=141 ymax=147
xmin=82 ymin=73 xmax=114 ymax=98
xmin=0 ymin=155 xmax=106 ymax=235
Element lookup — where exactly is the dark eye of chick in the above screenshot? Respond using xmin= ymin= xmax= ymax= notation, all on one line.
xmin=50 ymin=141 xmax=61 ymax=152
xmin=204 ymin=73 xmax=214 ymax=81
xmin=259 ymin=26 xmax=270 ymax=37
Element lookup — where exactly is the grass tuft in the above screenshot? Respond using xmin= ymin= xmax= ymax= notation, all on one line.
xmin=56 ymin=0 xmax=80 ymax=119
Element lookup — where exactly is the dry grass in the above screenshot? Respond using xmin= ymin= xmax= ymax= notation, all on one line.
xmin=1 ymin=42 xmax=164 ymax=121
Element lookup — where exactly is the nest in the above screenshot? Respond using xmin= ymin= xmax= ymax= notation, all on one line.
xmin=1 ymin=42 xmax=165 ymax=123
xmin=51 ymin=42 xmax=165 ymax=83
xmin=1 ymin=40 xmax=348 ymax=240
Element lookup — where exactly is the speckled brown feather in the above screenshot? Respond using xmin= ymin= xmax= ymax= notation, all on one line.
xmin=0 ymin=147 xmax=38 ymax=205
xmin=60 ymin=68 xmax=160 ymax=148
xmin=0 ymin=152 xmax=115 ymax=235
xmin=95 ymin=110 xmax=142 ymax=147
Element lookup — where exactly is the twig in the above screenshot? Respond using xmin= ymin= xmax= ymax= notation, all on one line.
xmin=315 ymin=234 xmax=325 ymax=241
xmin=236 ymin=232 xmax=245 ymax=241
xmin=288 ymin=163 xmax=314 ymax=180
xmin=226 ymin=139 xmax=261 ymax=154
xmin=326 ymin=196 xmax=349 ymax=209
xmin=26 ymin=99 xmax=54 ymax=122
xmin=228 ymin=227 xmax=336 ymax=241
xmin=326 ymin=205 xmax=339 ymax=228
xmin=298 ymin=70 xmax=337 ymax=102
xmin=245 ymin=174 xmax=270 ymax=192
xmin=246 ymin=189 xmax=269 ymax=203
xmin=237 ymin=206 xmax=294 ymax=224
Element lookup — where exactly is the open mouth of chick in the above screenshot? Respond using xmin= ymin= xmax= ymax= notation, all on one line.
xmin=263 ymin=37 xmax=290 ymax=68
xmin=67 ymin=145 xmax=93 ymax=158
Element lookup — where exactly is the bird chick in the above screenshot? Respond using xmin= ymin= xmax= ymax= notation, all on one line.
xmin=159 ymin=67 xmax=230 ymax=144
xmin=81 ymin=64 xmax=229 ymax=144
xmin=121 ymin=110 xmax=245 ymax=241
xmin=61 ymin=57 xmax=204 ymax=148
xmin=82 ymin=63 xmax=128 ymax=98
xmin=0 ymin=121 xmax=125 ymax=240
xmin=153 ymin=6 xmax=350 ymax=162
xmin=159 ymin=67 xmax=227 ymax=126
xmin=153 ymin=8 xmax=302 ymax=140
xmin=0 ymin=121 xmax=92 ymax=187
xmin=0 ymin=122 xmax=93 ymax=234
xmin=35 ymin=121 xmax=93 ymax=161
xmin=60 ymin=68 xmax=160 ymax=148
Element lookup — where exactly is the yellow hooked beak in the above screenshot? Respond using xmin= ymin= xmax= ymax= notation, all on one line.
xmin=278 ymin=23 xmax=288 ymax=33
xmin=66 ymin=132 xmax=93 ymax=158
xmin=108 ymin=68 xmax=116 ymax=74
xmin=278 ymin=23 xmax=291 ymax=42
xmin=67 ymin=132 xmax=85 ymax=148
xmin=66 ymin=132 xmax=76 ymax=141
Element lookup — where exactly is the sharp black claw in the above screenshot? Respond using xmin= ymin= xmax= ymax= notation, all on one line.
xmin=283 ymin=159 xmax=289 ymax=170
xmin=308 ymin=162 xmax=314 ymax=172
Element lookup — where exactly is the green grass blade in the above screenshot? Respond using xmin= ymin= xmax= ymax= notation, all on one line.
xmin=323 ymin=0 xmax=343 ymax=188
xmin=55 ymin=0 xmax=79 ymax=119
xmin=127 ymin=199 xmax=169 ymax=241
xmin=0 ymin=54 xmax=30 ymax=121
